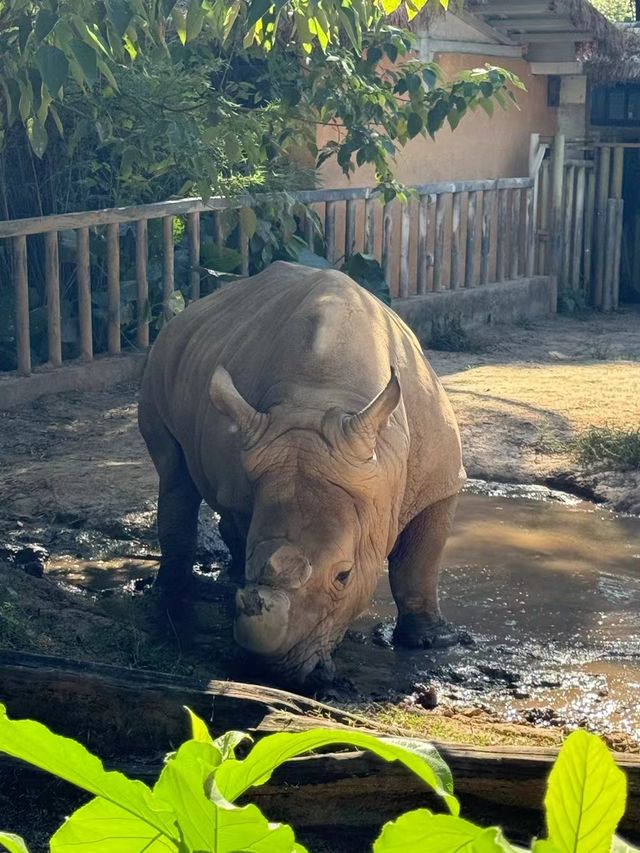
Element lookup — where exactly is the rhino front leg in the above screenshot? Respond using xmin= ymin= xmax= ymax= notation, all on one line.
xmin=389 ymin=494 xmax=463 ymax=649
xmin=218 ymin=512 xmax=248 ymax=584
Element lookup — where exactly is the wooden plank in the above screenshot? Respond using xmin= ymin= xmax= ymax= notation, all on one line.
xmin=572 ymin=166 xmax=586 ymax=292
xmin=433 ymin=194 xmax=446 ymax=292
xmin=426 ymin=194 xmax=436 ymax=291
xmin=603 ymin=198 xmax=617 ymax=312
xmin=526 ymin=186 xmax=535 ymax=277
xmin=417 ymin=194 xmax=429 ymax=295
xmin=0 ymin=180 xmax=535 ymax=240
xmin=583 ymin=167 xmax=596 ymax=299
xmin=510 ymin=188 xmax=521 ymax=279
xmin=382 ymin=202 xmax=393 ymax=289
xmin=538 ymin=160 xmax=550 ymax=274
xmin=187 ymin=212 xmax=201 ymax=300
xmin=136 ymin=219 xmax=149 ymax=349
xmin=612 ymin=146 xmax=624 ymax=199
xmin=364 ymin=197 xmax=376 ymax=256
xmin=480 ymin=190 xmax=492 ymax=286
xmin=345 ymin=199 xmax=357 ymax=261
xmin=213 ymin=211 xmax=224 ymax=247
xmin=465 ymin=191 xmax=478 ymax=288
xmin=594 ymin=146 xmax=611 ymax=309
xmin=496 ymin=189 xmax=508 ymax=282
xmin=325 ymin=201 xmax=338 ymax=265
xmin=562 ymin=165 xmax=575 ymax=287
xmin=613 ymin=199 xmax=624 ymax=311
xmin=550 ymin=133 xmax=566 ymax=307
xmin=399 ymin=202 xmax=411 ymax=298
xmin=162 ymin=215 xmax=174 ymax=319
xmin=106 ymin=223 xmax=120 ymax=355
xmin=12 ymin=235 xmax=30 ymax=376
xmin=44 ymin=231 xmax=62 ymax=367
xmin=450 ymin=193 xmax=461 ymax=290
xmin=76 ymin=227 xmax=93 ymax=362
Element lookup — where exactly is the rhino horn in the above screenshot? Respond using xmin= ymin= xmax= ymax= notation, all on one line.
xmin=342 ymin=366 xmax=401 ymax=459
xmin=209 ymin=366 xmax=269 ymax=446
xmin=262 ymin=544 xmax=312 ymax=589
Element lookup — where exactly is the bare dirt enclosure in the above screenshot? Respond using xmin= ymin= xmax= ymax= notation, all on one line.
xmin=0 ymin=308 xmax=640 ymax=849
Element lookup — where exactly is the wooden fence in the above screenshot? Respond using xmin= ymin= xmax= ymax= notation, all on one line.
xmin=0 ymin=177 xmax=534 ymax=377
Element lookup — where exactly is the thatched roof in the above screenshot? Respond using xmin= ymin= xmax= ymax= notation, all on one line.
xmin=584 ymin=23 xmax=640 ymax=81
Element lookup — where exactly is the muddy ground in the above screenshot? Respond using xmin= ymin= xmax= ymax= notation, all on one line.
xmin=0 ymin=307 xmax=639 ymax=754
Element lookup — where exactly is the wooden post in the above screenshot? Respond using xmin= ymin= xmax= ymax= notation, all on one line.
xmin=525 ymin=186 xmax=535 ymax=278
xmin=480 ymin=190 xmax=492 ymax=286
xmin=136 ymin=219 xmax=149 ymax=349
xmin=399 ymin=202 xmax=411 ymax=298
xmin=594 ymin=145 xmax=611 ymax=309
xmin=187 ymin=212 xmax=201 ymax=300
xmin=529 ymin=133 xmax=540 ymax=177
xmin=496 ymin=189 xmax=508 ymax=282
xmin=325 ymin=201 xmax=337 ymax=265
xmin=214 ymin=211 xmax=224 ymax=248
xmin=613 ymin=198 xmax=624 ymax=310
xmin=364 ymin=197 xmax=376 ymax=257
xmin=611 ymin=146 xmax=624 ymax=199
xmin=633 ymin=211 xmax=640 ymax=303
xmin=163 ymin=215 xmax=174 ymax=320
xmin=76 ymin=227 xmax=93 ymax=362
xmin=417 ymin=194 xmax=428 ymax=295
xmin=450 ymin=192 xmax=461 ymax=289
xmin=562 ymin=165 xmax=575 ymax=287
xmin=239 ymin=221 xmax=249 ymax=277
xmin=305 ymin=207 xmax=315 ymax=251
xmin=510 ymin=189 xmax=520 ymax=279
xmin=12 ymin=234 xmax=30 ymax=376
xmin=550 ymin=133 xmax=566 ymax=310
xmin=426 ymin=194 xmax=436 ymax=291
xmin=433 ymin=194 xmax=445 ymax=292
xmin=572 ymin=167 xmax=586 ymax=292
xmin=106 ymin=223 xmax=120 ymax=355
xmin=603 ymin=198 xmax=617 ymax=312
xmin=583 ymin=168 xmax=596 ymax=300
xmin=382 ymin=202 xmax=393 ymax=289
xmin=539 ymin=160 xmax=550 ymax=274
xmin=345 ymin=199 xmax=357 ymax=261
xmin=44 ymin=231 xmax=62 ymax=367
xmin=465 ymin=191 xmax=478 ymax=288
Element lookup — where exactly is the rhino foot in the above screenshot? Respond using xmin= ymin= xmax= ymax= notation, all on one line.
xmin=394 ymin=613 xmax=473 ymax=650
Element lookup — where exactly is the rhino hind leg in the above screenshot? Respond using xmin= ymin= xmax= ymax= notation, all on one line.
xmin=389 ymin=494 xmax=468 ymax=649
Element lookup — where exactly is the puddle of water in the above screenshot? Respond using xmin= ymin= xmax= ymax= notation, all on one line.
xmin=33 ymin=484 xmax=640 ymax=739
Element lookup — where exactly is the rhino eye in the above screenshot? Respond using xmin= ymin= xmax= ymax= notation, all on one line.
xmin=335 ymin=569 xmax=352 ymax=587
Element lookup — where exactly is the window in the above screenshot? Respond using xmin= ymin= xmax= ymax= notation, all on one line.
xmin=590 ymin=83 xmax=640 ymax=127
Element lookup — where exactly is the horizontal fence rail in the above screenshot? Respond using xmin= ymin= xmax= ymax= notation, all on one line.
xmin=0 ymin=177 xmax=535 ymax=378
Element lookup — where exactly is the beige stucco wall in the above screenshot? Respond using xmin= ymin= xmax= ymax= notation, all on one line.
xmin=316 ymin=53 xmax=557 ymax=189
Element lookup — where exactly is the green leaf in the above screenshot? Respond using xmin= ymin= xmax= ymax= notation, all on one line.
xmin=374 ymin=810 xmax=516 ymax=852
xmin=50 ymin=799 xmax=177 ymax=852
xmin=35 ymin=45 xmax=69 ymax=98
xmin=18 ymin=80 xmax=33 ymax=123
xmin=611 ymin=836 xmax=640 ymax=853
xmin=171 ymin=7 xmax=187 ymax=44
xmin=185 ymin=707 xmax=214 ymax=745
xmin=186 ymin=1 xmax=206 ymax=41
xmin=214 ymin=729 xmax=458 ymax=815
xmin=35 ymin=9 xmax=57 ymax=42
xmin=26 ymin=117 xmax=48 ymax=158
xmin=0 ymin=832 xmax=30 ymax=853
xmin=239 ymin=205 xmax=258 ymax=239
xmin=246 ymin=0 xmax=273 ymax=30
xmin=105 ymin=0 xmax=134 ymax=38
xmin=407 ymin=112 xmax=423 ymax=138
xmin=213 ymin=730 xmax=252 ymax=761
xmin=70 ymin=40 xmax=98 ymax=86
xmin=209 ymin=788 xmax=306 ymax=853
xmin=545 ymin=730 xmax=627 ymax=853
xmin=0 ymin=704 xmax=177 ymax=841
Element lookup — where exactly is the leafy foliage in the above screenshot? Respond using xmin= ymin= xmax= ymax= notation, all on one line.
xmin=342 ymin=252 xmax=391 ymax=305
xmin=0 ymin=703 xmax=637 ymax=853
xmin=589 ymin=0 xmax=635 ymax=22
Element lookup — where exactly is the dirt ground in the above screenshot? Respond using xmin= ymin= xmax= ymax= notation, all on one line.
xmin=0 ymin=307 xmax=639 ymax=752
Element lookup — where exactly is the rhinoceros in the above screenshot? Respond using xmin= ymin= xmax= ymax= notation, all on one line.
xmin=139 ymin=261 xmax=466 ymax=684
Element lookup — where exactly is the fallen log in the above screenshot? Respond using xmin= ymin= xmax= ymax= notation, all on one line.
xmin=1 ymin=650 xmax=640 ymax=845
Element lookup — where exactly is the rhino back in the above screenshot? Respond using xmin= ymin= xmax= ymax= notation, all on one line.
xmin=142 ymin=261 xmax=463 ymax=516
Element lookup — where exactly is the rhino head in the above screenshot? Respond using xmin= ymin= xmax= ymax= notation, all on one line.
xmin=209 ymin=365 xmax=405 ymax=686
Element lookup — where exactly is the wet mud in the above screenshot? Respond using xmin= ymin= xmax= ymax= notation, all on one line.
xmin=2 ymin=480 xmax=640 ymax=742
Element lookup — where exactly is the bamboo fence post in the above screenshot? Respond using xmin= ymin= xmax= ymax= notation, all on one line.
xmin=510 ymin=189 xmax=520 ymax=279
xmin=399 ymin=202 xmax=411 ymax=298
xmin=611 ymin=146 xmax=624 ymax=199
xmin=594 ymin=145 xmax=611 ymax=309
xmin=325 ymin=201 xmax=337 ymax=265
xmin=425 ymin=194 xmax=436 ymax=291
xmin=136 ymin=219 xmax=149 ymax=349
xmin=465 ymin=191 xmax=478 ymax=288
xmin=433 ymin=194 xmax=445 ymax=292
xmin=44 ymin=231 xmax=62 ymax=367
xmin=539 ymin=160 xmax=550 ymax=274
xmin=480 ymin=190 xmax=492 ymax=286
xmin=345 ymin=199 xmax=357 ymax=261
xmin=603 ymin=198 xmax=617 ymax=312
xmin=450 ymin=192 xmax=461 ymax=289
xmin=496 ymin=189 xmax=508 ymax=282
xmin=382 ymin=201 xmax=393 ymax=289
xmin=562 ymin=165 xmax=575 ymax=286
xmin=76 ymin=227 xmax=93 ymax=362
xmin=12 ymin=234 xmax=30 ymax=376
xmin=613 ymin=199 xmax=624 ymax=310
xmin=106 ymin=223 xmax=120 ymax=355
xmin=214 ymin=211 xmax=224 ymax=247
xmin=526 ymin=186 xmax=535 ymax=278
xmin=188 ymin=212 xmax=201 ymax=300
xmin=583 ymin=168 xmax=596 ymax=298
xmin=364 ymin=197 xmax=376 ymax=256
xmin=417 ymin=194 xmax=428 ymax=295
xmin=163 ymin=215 xmax=174 ymax=319
xmin=572 ymin=167 xmax=586 ymax=292
xmin=550 ymin=133 xmax=566 ymax=309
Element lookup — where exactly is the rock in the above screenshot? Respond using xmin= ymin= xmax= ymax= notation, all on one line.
xmin=413 ymin=682 xmax=438 ymax=710
xmin=0 ymin=543 xmax=48 ymax=578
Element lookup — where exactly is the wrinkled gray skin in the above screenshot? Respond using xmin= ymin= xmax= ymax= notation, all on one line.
xmin=138 ymin=262 xmax=466 ymax=685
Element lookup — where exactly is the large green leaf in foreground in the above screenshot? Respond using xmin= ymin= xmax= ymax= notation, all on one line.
xmin=374 ymin=809 xmax=516 ymax=852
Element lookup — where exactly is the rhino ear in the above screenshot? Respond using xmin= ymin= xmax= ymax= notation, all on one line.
xmin=341 ymin=366 xmax=401 ymax=460
xmin=209 ymin=366 xmax=269 ymax=446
